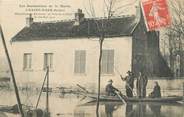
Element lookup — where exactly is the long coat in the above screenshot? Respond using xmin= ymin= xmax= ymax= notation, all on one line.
xmin=149 ymin=84 xmax=161 ymax=98
xmin=136 ymin=75 xmax=148 ymax=98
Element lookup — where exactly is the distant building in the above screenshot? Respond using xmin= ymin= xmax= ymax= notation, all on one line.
xmin=11 ymin=8 xmax=172 ymax=88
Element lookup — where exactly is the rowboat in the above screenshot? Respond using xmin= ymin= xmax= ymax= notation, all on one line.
xmin=81 ymin=93 xmax=183 ymax=103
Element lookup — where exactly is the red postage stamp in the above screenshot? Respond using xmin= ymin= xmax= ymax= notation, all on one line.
xmin=141 ymin=0 xmax=171 ymax=31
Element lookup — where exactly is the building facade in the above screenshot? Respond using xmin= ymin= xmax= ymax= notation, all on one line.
xmin=11 ymin=9 xmax=172 ymax=88
xmin=11 ymin=37 xmax=133 ymax=88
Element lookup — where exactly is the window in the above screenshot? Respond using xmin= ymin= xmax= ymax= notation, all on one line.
xmin=74 ymin=50 xmax=86 ymax=74
xmin=101 ymin=50 xmax=114 ymax=74
xmin=44 ymin=53 xmax=53 ymax=70
xmin=23 ymin=53 xmax=32 ymax=70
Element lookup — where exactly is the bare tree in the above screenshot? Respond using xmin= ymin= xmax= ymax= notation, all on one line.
xmin=164 ymin=0 xmax=184 ymax=76
xmin=166 ymin=0 xmax=184 ymax=49
xmin=84 ymin=0 xmax=122 ymax=116
xmin=84 ymin=0 xmax=138 ymax=115
xmin=168 ymin=0 xmax=184 ymax=37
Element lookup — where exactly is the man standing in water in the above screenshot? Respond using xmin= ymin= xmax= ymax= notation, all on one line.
xmin=136 ymin=71 xmax=148 ymax=98
xmin=142 ymin=72 xmax=148 ymax=98
xmin=136 ymin=72 xmax=142 ymax=98
xmin=121 ymin=71 xmax=135 ymax=97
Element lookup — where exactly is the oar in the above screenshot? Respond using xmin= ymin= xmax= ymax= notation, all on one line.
xmin=76 ymin=84 xmax=89 ymax=93
xmin=115 ymin=91 xmax=127 ymax=104
xmin=79 ymin=96 xmax=87 ymax=101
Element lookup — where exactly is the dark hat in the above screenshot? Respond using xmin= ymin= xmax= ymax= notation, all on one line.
xmin=108 ymin=79 xmax=113 ymax=83
xmin=127 ymin=71 xmax=132 ymax=74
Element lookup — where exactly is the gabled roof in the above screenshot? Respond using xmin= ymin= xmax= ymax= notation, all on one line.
xmin=12 ymin=15 xmax=139 ymax=42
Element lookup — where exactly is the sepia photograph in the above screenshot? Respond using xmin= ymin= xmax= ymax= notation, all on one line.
xmin=0 ymin=0 xmax=184 ymax=117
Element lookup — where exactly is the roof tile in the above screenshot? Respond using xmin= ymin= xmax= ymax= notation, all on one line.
xmin=12 ymin=16 xmax=138 ymax=41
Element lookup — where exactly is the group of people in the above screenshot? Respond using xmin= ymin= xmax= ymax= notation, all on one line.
xmin=105 ymin=71 xmax=161 ymax=98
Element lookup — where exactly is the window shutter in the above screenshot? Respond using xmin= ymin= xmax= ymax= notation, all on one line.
xmin=101 ymin=50 xmax=114 ymax=74
xmin=44 ymin=53 xmax=53 ymax=70
xmin=23 ymin=53 xmax=32 ymax=70
xmin=74 ymin=50 xmax=86 ymax=74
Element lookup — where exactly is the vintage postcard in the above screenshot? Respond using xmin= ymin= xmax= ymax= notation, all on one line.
xmin=0 ymin=0 xmax=184 ymax=117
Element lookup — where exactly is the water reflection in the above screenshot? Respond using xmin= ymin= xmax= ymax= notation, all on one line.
xmin=76 ymin=101 xmax=183 ymax=117
xmin=0 ymin=90 xmax=183 ymax=117
xmin=149 ymin=104 xmax=161 ymax=117
xmin=125 ymin=104 xmax=133 ymax=117
xmin=105 ymin=103 xmax=120 ymax=117
xmin=106 ymin=102 xmax=183 ymax=117
xmin=104 ymin=103 xmax=148 ymax=117
xmin=0 ymin=112 xmax=8 ymax=117
xmin=134 ymin=103 xmax=147 ymax=117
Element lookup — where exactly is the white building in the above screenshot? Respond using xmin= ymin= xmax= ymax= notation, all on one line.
xmin=10 ymin=10 xmax=137 ymax=89
xmin=11 ymin=9 xmax=173 ymax=90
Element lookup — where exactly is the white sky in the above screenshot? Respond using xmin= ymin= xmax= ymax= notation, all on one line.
xmin=0 ymin=0 xmax=137 ymax=41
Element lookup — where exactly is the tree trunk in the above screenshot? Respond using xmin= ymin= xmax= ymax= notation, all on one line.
xmin=96 ymin=35 xmax=104 ymax=117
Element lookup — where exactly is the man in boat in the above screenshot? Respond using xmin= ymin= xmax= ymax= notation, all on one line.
xmin=142 ymin=72 xmax=148 ymax=98
xmin=149 ymin=81 xmax=161 ymax=98
xmin=105 ymin=79 xmax=119 ymax=96
xmin=121 ymin=71 xmax=135 ymax=97
xmin=136 ymin=71 xmax=148 ymax=98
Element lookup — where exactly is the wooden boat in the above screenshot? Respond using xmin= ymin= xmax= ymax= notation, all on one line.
xmin=82 ymin=93 xmax=183 ymax=103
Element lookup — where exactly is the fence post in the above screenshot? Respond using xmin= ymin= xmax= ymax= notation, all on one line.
xmin=183 ymin=82 xmax=184 ymax=100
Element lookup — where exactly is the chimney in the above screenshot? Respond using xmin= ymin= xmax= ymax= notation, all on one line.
xmin=74 ymin=9 xmax=85 ymax=25
xmin=26 ymin=14 xmax=33 ymax=27
xmin=135 ymin=5 xmax=141 ymax=21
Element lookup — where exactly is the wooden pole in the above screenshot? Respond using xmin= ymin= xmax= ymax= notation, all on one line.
xmin=36 ymin=69 xmax=48 ymax=108
xmin=46 ymin=66 xmax=50 ymax=117
xmin=183 ymin=82 xmax=184 ymax=99
xmin=0 ymin=25 xmax=24 ymax=117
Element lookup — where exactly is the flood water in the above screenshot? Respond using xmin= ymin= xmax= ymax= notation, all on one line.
xmin=0 ymin=90 xmax=183 ymax=117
